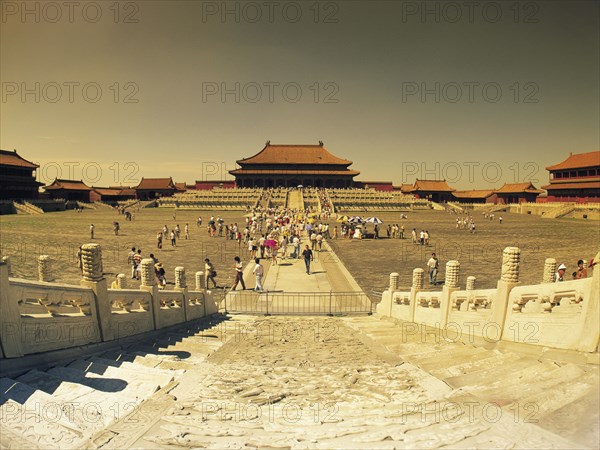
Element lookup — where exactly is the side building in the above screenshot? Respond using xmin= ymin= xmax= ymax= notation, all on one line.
xmin=0 ymin=149 xmax=43 ymax=199
xmin=494 ymin=182 xmax=543 ymax=204
xmin=541 ymin=151 xmax=600 ymax=202
xmin=134 ymin=177 xmax=177 ymax=200
xmin=229 ymin=141 xmax=360 ymax=188
xmin=43 ymin=179 xmax=92 ymax=202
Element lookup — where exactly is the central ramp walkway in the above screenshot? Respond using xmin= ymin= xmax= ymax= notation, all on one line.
xmin=286 ymin=189 xmax=304 ymax=210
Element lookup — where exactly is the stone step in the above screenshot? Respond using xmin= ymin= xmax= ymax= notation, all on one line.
xmin=460 ymin=363 xmax=586 ymax=407
xmin=404 ymin=345 xmax=487 ymax=368
xmin=510 ymin=371 xmax=599 ymax=418
xmin=46 ymin=366 xmax=159 ymax=405
xmin=535 ymin=382 xmax=599 ymax=448
xmin=16 ymin=369 xmax=97 ymax=403
xmin=67 ymin=358 xmax=176 ymax=388
xmin=0 ymin=377 xmax=83 ymax=431
xmin=443 ymin=356 xmax=543 ymax=388
xmin=85 ymin=356 xmax=186 ymax=378
xmin=429 ymin=351 xmax=522 ymax=379
xmin=14 ymin=369 xmax=129 ymax=432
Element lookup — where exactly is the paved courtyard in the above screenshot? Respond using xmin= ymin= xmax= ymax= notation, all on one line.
xmin=0 ymin=208 xmax=597 ymax=295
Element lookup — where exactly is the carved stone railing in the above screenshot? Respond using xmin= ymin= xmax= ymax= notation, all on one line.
xmin=0 ymin=249 xmax=220 ymax=359
xmin=377 ymin=246 xmax=600 ymax=352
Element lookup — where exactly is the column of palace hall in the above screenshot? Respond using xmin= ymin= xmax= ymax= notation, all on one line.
xmin=229 ymin=141 xmax=360 ymax=188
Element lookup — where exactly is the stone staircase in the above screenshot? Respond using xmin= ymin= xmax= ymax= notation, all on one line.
xmin=0 ymin=313 xmax=249 ymax=450
xmin=12 ymin=201 xmax=44 ymax=215
xmin=344 ymin=316 xmax=600 ymax=449
xmin=76 ymin=201 xmax=96 ymax=210
xmin=542 ymin=204 xmax=576 ymax=219
xmin=93 ymin=201 xmax=114 ymax=209
xmin=286 ymin=189 xmax=304 ymax=211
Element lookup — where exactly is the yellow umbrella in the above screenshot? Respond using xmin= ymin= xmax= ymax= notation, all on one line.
xmin=336 ymin=215 xmax=349 ymax=223
xmin=307 ymin=218 xmax=316 ymax=223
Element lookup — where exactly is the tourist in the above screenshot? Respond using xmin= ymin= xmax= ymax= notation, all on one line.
xmin=424 ymin=230 xmax=430 ymax=246
xmin=113 ymin=221 xmax=120 ymax=236
xmin=163 ymin=225 xmax=169 ymax=238
xmin=292 ymin=235 xmax=300 ymax=259
xmin=316 ymin=233 xmax=323 ymax=251
xmin=427 ymin=253 xmax=439 ymax=285
xmin=128 ymin=247 xmax=136 ymax=278
xmin=77 ymin=246 xmax=83 ymax=273
xmin=374 ymin=224 xmax=379 ymax=239
xmin=248 ymin=236 xmax=257 ymax=259
xmin=400 ymin=225 xmax=405 ymax=239
xmin=204 ymin=258 xmax=218 ymax=288
xmin=302 ymin=244 xmax=314 ymax=275
xmin=231 ymin=256 xmax=246 ymax=290
xmin=155 ymin=262 xmax=167 ymax=288
xmin=185 ymin=224 xmax=190 ymax=240
xmin=271 ymin=240 xmax=278 ymax=265
xmin=259 ymin=234 xmax=266 ymax=258
xmin=419 ymin=230 xmax=425 ymax=246
xmin=499 ymin=216 xmax=503 ymax=224
xmin=133 ymin=250 xmax=142 ymax=280
xmin=175 ymin=224 xmax=181 ymax=239
xmin=170 ymin=230 xmax=176 ymax=246
xmin=555 ymin=263 xmax=567 ymax=282
xmin=253 ymin=258 xmax=264 ymax=291
xmin=90 ymin=224 xmax=94 ymax=239
xmin=311 ymin=232 xmax=317 ymax=250
xmin=332 ymin=226 xmax=338 ymax=239
xmin=387 ymin=225 xmax=391 ymax=238
xmin=156 ymin=232 xmax=163 ymax=249
xmin=111 ymin=275 xmax=120 ymax=289
xmin=197 ymin=216 xmax=202 ymax=227
xmin=576 ymin=259 xmax=588 ymax=279
xmin=411 ymin=228 xmax=417 ymax=244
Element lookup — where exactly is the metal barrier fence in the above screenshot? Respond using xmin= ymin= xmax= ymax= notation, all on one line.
xmin=219 ymin=290 xmax=373 ymax=316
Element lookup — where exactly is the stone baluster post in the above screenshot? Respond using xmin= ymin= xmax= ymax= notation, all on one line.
xmin=116 ymin=273 xmax=127 ymax=289
xmin=79 ymin=244 xmax=112 ymax=341
xmin=140 ymin=258 xmax=160 ymax=330
xmin=440 ymin=261 xmax=459 ymax=328
xmin=195 ymin=271 xmax=205 ymax=291
xmin=38 ymin=255 xmax=53 ymax=282
xmin=408 ymin=268 xmax=424 ymax=322
xmin=542 ymin=258 xmax=556 ymax=283
xmin=0 ymin=257 xmax=24 ymax=357
xmin=463 ymin=276 xmax=476 ymax=312
xmin=492 ymin=247 xmax=521 ymax=342
xmin=377 ymin=272 xmax=399 ymax=317
xmin=175 ymin=266 xmax=191 ymax=321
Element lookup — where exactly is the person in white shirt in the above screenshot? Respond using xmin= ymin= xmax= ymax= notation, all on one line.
xmin=253 ymin=258 xmax=264 ymax=291
xmin=555 ymin=263 xmax=567 ymax=282
xmin=427 ymin=253 xmax=439 ymax=285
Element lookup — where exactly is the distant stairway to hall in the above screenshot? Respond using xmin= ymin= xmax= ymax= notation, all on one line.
xmin=286 ymin=189 xmax=305 ymax=211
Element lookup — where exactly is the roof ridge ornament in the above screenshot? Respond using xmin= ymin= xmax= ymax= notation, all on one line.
xmin=319 ymin=140 xmax=324 ymax=146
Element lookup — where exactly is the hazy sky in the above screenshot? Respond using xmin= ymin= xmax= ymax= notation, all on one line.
xmin=1 ymin=0 xmax=598 ymax=189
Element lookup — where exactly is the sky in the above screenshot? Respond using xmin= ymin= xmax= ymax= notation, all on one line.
xmin=1 ymin=0 xmax=599 ymax=189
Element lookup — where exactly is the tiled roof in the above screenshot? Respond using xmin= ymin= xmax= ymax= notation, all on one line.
xmin=44 ymin=179 xmax=92 ymax=191
xmin=175 ymin=182 xmax=187 ymax=191
xmin=541 ymin=181 xmax=600 ymax=190
xmin=135 ymin=177 xmax=176 ymax=190
xmin=229 ymin=169 xmax=360 ymax=176
xmin=453 ymin=190 xmax=496 ymax=199
xmin=237 ymin=144 xmax=353 ymax=166
xmin=93 ymin=186 xmax=135 ymax=196
xmin=399 ymin=184 xmax=414 ymax=192
xmin=412 ymin=179 xmax=455 ymax=192
xmin=494 ymin=182 xmax=543 ymax=194
xmin=546 ymin=151 xmax=600 ymax=171
xmin=0 ymin=149 xmax=38 ymax=169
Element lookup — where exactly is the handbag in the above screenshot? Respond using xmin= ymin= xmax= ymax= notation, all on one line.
xmin=211 ymin=270 xmax=217 ymax=277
